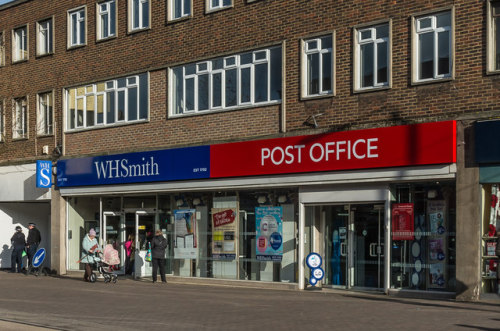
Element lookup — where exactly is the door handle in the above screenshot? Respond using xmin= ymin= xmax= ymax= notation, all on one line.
xmin=369 ymin=243 xmax=377 ymax=257
xmin=340 ymin=242 xmax=347 ymax=256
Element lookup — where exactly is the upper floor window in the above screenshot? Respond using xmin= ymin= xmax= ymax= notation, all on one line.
xmin=13 ymin=97 xmax=28 ymax=139
xmin=207 ymin=0 xmax=232 ymax=12
xmin=37 ymin=18 xmax=53 ymax=56
xmin=66 ymin=73 xmax=149 ymax=131
xmin=0 ymin=31 xmax=5 ymax=66
xmin=13 ymin=26 xmax=28 ymax=62
xmin=68 ymin=7 xmax=86 ymax=47
xmin=354 ymin=23 xmax=390 ymax=91
xmin=129 ymin=0 xmax=150 ymax=31
xmin=487 ymin=1 xmax=500 ymax=73
xmin=97 ymin=0 xmax=117 ymax=40
xmin=168 ymin=0 xmax=191 ymax=21
xmin=170 ymin=46 xmax=282 ymax=116
xmin=0 ymin=100 xmax=4 ymax=142
xmin=37 ymin=92 xmax=53 ymax=136
xmin=301 ymin=34 xmax=334 ymax=98
xmin=412 ymin=10 xmax=453 ymax=83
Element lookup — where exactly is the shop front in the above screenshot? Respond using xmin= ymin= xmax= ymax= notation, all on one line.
xmin=58 ymin=120 xmax=457 ymax=295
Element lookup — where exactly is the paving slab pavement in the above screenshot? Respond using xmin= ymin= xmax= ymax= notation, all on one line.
xmin=0 ymin=270 xmax=499 ymax=330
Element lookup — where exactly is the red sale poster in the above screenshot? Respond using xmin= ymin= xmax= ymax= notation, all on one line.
xmin=392 ymin=203 xmax=415 ymax=240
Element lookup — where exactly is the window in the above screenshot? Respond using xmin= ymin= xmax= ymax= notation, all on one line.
xmin=37 ymin=92 xmax=53 ymax=136
xmin=13 ymin=26 xmax=28 ymax=62
xmin=168 ymin=0 xmax=191 ymax=21
xmin=0 ymin=31 xmax=5 ymax=66
xmin=412 ymin=10 xmax=453 ymax=83
xmin=37 ymin=18 xmax=53 ymax=56
xmin=129 ymin=0 xmax=150 ymax=31
xmin=97 ymin=0 xmax=117 ymax=40
xmin=354 ymin=23 xmax=390 ymax=91
xmin=170 ymin=46 xmax=282 ymax=116
xmin=0 ymin=100 xmax=4 ymax=142
xmin=66 ymin=73 xmax=148 ymax=131
xmin=68 ymin=7 xmax=86 ymax=47
xmin=13 ymin=97 xmax=28 ymax=139
xmin=301 ymin=34 xmax=334 ymax=98
xmin=207 ymin=0 xmax=232 ymax=12
xmin=487 ymin=1 xmax=500 ymax=73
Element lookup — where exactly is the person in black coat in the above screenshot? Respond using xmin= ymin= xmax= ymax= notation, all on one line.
xmin=151 ymin=229 xmax=168 ymax=283
xmin=10 ymin=226 xmax=26 ymax=273
xmin=26 ymin=222 xmax=42 ymax=272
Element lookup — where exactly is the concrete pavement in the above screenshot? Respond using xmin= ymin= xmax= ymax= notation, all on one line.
xmin=0 ymin=270 xmax=499 ymax=330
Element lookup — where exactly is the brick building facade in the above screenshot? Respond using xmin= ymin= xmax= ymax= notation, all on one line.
xmin=0 ymin=0 xmax=499 ymax=301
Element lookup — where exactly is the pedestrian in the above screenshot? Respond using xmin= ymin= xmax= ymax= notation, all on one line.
xmin=10 ymin=226 xmax=26 ymax=273
xmin=124 ymin=234 xmax=135 ymax=275
xmin=151 ymin=229 xmax=168 ymax=283
xmin=26 ymin=222 xmax=41 ymax=273
xmin=81 ymin=228 xmax=100 ymax=282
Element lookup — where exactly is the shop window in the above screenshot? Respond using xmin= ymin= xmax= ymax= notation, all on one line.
xmin=13 ymin=97 xmax=28 ymax=139
xmin=65 ymin=73 xmax=148 ymax=131
xmin=37 ymin=18 xmax=53 ymax=56
xmin=170 ymin=46 xmax=282 ymax=116
xmin=97 ymin=0 xmax=117 ymax=40
xmin=168 ymin=0 xmax=191 ymax=21
xmin=301 ymin=33 xmax=334 ymax=98
xmin=354 ymin=22 xmax=391 ymax=92
xmin=481 ymin=184 xmax=500 ymax=295
xmin=487 ymin=1 xmax=500 ymax=73
xmin=68 ymin=7 xmax=86 ymax=48
xmin=13 ymin=25 xmax=28 ymax=62
xmin=412 ymin=10 xmax=454 ymax=83
xmin=37 ymin=91 xmax=53 ymax=136
xmin=207 ymin=0 xmax=232 ymax=13
xmin=390 ymin=182 xmax=456 ymax=292
xmin=128 ymin=0 xmax=150 ymax=32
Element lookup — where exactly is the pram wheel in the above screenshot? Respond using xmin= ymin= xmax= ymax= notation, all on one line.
xmin=89 ymin=272 xmax=97 ymax=283
xmin=112 ymin=275 xmax=117 ymax=283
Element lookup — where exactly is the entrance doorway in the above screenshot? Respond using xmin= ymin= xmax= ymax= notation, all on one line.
xmin=103 ymin=212 xmax=124 ymax=273
xmin=304 ymin=203 xmax=385 ymax=290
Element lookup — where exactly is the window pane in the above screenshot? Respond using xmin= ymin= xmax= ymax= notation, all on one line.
xmin=377 ymin=41 xmax=388 ymax=84
xmin=118 ymin=90 xmax=125 ymax=120
xmin=79 ymin=18 xmax=85 ymax=44
xmin=107 ymin=91 xmax=115 ymax=123
xmin=97 ymin=94 xmax=104 ymax=124
xmin=270 ymin=47 xmax=282 ymax=100
xmin=133 ymin=0 xmax=140 ymax=28
xmin=307 ymin=53 xmax=319 ymax=95
xmin=437 ymin=31 xmax=450 ymax=75
xmin=211 ymin=0 xmax=218 ymax=8
xmin=174 ymin=0 xmax=182 ymax=18
xmin=72 ymin=15 xmax=78 ymax=44
xmin=240 ymin=67 xmax=251 ymax=103
xmin=213 ymin=58 xmax=223 ymax=70
xmin=225 ymin=68 xmax=237 ymax=107
xmin=223 ymin=0 xmax=231 ymax=6
xmin=321 ymin=36 xmax=332 ymax=50
xmin=185 ymin=63 xmax=195 ymax=75
xmin=102 ymin=13 xmax=109 ymax=38
xmin=240 ymin=52 xmax=252 ymax=65
xmin=376 ymin=25 xmax=389 ymax=39
xmin=173 ymin=67 xmax=183 ymax=114
xmin=118 ymin=78 xmax=126 ymax=88
xmin=419 ymin=17 xmax=432 ymax=30
xmin=254 ymin=63 xmax=268 ymax=103
xmin=77 ymin=98 xmax=84 ymax=127
xmin=213 ymin=72 xmax=222 ymax=108
xmin=128 ymin=87 xmax=138 ymax=120
xmin=419 ymin=33 xmax=434 ymax=79
xmin=184 ymin=0 xmax=190 ymax=15
xmin=68 ymin=89 xmax=76 ymax=129
xmin=322 ymin=52 xmax=332 ymax=92
xmin=361 ymin=43 xmax=374 ymax=87
xmin=186 ymin=77 xmax=195 ymax=111
xmin=86 ymin=95 xmax=95 ymax=127
xmin=198 ymin=74 xmax=209 ymax=111
xmin=142 ymin=0 xmax=150 ymax=27
xmin=110 ymin=2 xmax=116 ymax=35
xmin=437 ymin=12 xmax=451 ymax=28
xmin=139 ymin=73 xmax=148 ymax=119
xmin=496 ymin=16 xmax=500 ymax=70
xmin=360 ymin=30 xmax=372 ymax=40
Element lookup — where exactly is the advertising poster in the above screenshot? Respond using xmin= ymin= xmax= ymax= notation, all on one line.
xmin=429 ymin=238 xmax=445 ymax=261
xmin=255 ymin=207 xmax=283 ymax=261
xmin=427 ymin=200 xmax=447 ymax=289
xmin=212 ymin=208 xmax=237 ymax=260
xmin=174 ymin=209 xmax=197 ymax=259
xmin=391 ymin=203 xmax=415 ymax=240
xmin=429 ymin=263 xmax=445 ymax=288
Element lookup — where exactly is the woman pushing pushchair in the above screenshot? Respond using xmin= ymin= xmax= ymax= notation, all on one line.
xmin=80 ymin=228 xmax=100 ymax=282
xmin=79 ymin=228 xmax=120 ymax=283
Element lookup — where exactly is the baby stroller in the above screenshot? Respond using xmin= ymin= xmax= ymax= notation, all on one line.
xmin=89 ymin=244 xmax=120 ymax=283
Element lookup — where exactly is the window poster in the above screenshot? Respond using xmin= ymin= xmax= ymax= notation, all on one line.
xmin=427 ymin=200 xmax=447 ymax=289
xmin=391 ymin=203 xmax=415 ymax=240
xmin=255 ymin=206 xmax=283 ymax=261
xmin=211 ymin=208 xmax=237 ymax=260
xmin=174 ymin=209 xmax=197 ymax=259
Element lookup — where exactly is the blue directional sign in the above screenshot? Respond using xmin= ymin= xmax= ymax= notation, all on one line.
xmin=32 ymin=248 xmax=46 ymax=268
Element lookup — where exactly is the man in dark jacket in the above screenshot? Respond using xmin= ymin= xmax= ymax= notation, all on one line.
xmin=151 ymin=229 xmax=168 ymax=283
xmin=10 ymin=226 xmax=26 ymax=273
xmin=26 ymin=223 xmax=42 ymax=273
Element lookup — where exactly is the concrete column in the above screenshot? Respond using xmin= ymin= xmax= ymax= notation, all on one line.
xmin=50 ymin=188 xmax=67 ymax=275
xmin=455 ymin=121 xmax=480 ymax=301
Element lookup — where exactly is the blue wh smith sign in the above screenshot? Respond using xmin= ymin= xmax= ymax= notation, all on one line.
xmin=57 ymin=146 xmax=210 ymax=187
xmin=36 ymin=160 xmax=52 ymax=188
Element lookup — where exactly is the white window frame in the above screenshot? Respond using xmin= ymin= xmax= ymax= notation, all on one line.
xmin=0 ymin=99 xmax=4 ymax=142
xmin=12 ymin=25 xmax=28 ymax=62
xmin=353 ymin=21 xmax=392 ymax=92
xmin=36 ymin=18 xmax=54 ymax=56
xmin=206 ymin=0 xmax=233 ymax=13
xmin=0 ymin=31 xmax=5 ymax=66
xmin=97 ymin=0 xmax=117 ymax=40
xmin=37 ymin=91 xmax=54 ymax=136
xmin=13 ymin=97 xmax=28 ymax=140
xmin=68 ymin=7 xmax=87 ymax=48
xmin=128 ymin=0 xmax=150 ymax=32
xmin=411 ymin=9 xmax=455 ymax=84
xmin=487 ymin=0 xmax=500 ymax=74
xmin=65 ymin=73 xmax=149 ymax=131
xmin=168 ymin=0 xmax=192 ymax=21
xmin=300 ymin=32 xmax=335 ymax=99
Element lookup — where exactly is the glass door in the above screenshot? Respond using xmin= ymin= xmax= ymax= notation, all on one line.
xmin=351 ymin=204 xmax=385 ymax=289
xmin=103 ymin=212 xmax=123 ymax=273
xmin=134 ymin=211 xmax=156 ymax=278
xmin=323 ymin=206 xmax=348 ymax=287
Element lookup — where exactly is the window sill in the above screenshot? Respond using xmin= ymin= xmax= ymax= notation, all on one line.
xmin=35 ymin=52 xmax=54 ymax=59
xmin=353 ymin=86 xmax=391 ymax=94
xmin=167 ymin=15 xmax=191 ymax=25
xmin=206 ymin=5 xmax=233 ymax=15
xmin=411 ymin=76 xmax=453 ymax=86
xmin=67 ymin=44 xmax=86 ymax=51
xmin=12 ymin=137 xmax=28 ymax=141
xmin=127 ymin=27 xmax=150 ymax=35
xmin=300 ymin=93 xmax=334 ymax=102
xmin=96 ymin=35 xmax=117 ymax=44
xmin=168 ymin=100 xmax=281 ymax=119
xmin=37 ymin=133 xmax=54 ymax=138
xmin=64 ymin=119 xmax=149 ymax=134
xmin=12 ymin=59 xmax=28 ymax=65
xmin=486 ymin=69 xmax=500 ymax=76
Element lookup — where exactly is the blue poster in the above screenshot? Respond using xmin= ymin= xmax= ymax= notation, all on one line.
xmin=255 ymin=207 xmax=283 ymax=261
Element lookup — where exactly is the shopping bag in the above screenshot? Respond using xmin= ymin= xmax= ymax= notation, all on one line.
xmin=145 ymin=242 xmax=152 ymax=262
xmin=22 ymin=249 xmax=27 ymax=258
